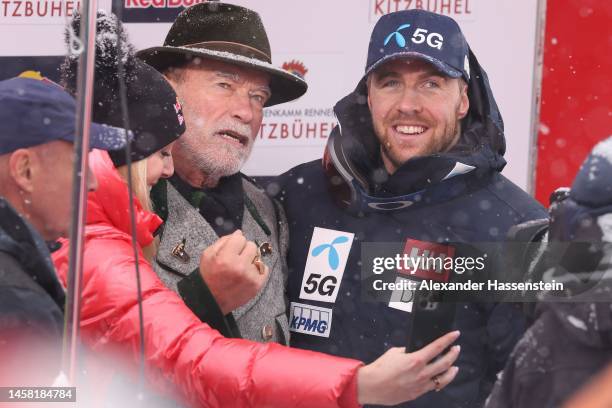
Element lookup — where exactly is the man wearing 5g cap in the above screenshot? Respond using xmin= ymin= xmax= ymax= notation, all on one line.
xmin=0 ymin=75 xmax=127 ymax=384
xmin=276 ymin=10 xmax=546 ymax=407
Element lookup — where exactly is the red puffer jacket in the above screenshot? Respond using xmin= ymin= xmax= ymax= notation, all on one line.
xmin=53 ymin=150 xmax=363 ymax=408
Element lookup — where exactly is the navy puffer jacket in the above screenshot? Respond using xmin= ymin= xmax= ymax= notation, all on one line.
xmin=276 ymin=48 xmax=546 ymax=408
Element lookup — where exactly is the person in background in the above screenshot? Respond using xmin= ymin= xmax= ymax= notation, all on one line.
xmin=0 ymin=74 xmax=127 ymax=385
xmin=486 ymin=136 xmax=612 ymax=408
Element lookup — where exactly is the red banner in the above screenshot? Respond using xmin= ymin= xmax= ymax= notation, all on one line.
xmin=535 ymin=0 xmax=612 ymax=204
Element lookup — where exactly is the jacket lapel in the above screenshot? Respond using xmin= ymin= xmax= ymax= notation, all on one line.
xmin=156 ymin=183 xmax=219 ymax=277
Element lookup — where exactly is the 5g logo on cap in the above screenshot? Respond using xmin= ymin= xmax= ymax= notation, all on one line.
xmin=385 ymin=23 xmax=444 ymax=51
xmin=364 ymin=9 xmax=471 ymax=83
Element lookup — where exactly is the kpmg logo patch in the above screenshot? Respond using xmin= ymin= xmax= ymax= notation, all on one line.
xmin=384 ymin=24 xmax=411 ymax=47
xmin=289 ymin=302 xmax=333 ymax=338
xmin=311 ymin=236 xmax=350 ymax=270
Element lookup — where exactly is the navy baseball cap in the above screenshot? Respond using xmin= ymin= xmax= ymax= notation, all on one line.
xmin=364 ymin=10 xmax=470 ymax=83
xmin=0 ymin=76 xmax=128 ymax=155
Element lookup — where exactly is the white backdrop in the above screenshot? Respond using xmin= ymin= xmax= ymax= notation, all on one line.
xmin=0 ymin=0 xmax=539 ymax=189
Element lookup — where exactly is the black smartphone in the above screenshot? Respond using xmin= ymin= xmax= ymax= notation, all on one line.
xmin=405 ymin=288 xmax=456 ymax=353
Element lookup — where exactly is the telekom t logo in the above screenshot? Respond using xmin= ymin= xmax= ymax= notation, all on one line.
xmin=384 ymin=24 xmax=411 ymax=47
xmin=311 ymin=236 xmax=350 ymax=270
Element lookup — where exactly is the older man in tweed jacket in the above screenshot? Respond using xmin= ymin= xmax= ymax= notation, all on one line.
xmin=140 ymin=3 xmax=308 ymax=344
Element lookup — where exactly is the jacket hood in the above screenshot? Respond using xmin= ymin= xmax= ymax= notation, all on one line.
xmin=86 ymin=149 xmax=162 ymax=247
xmin=0 ymin=196 xmax=65 ymax=307
xmin=328 ymin=47 xmax=506 ymax=195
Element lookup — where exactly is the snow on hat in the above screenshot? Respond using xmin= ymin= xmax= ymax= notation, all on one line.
xmin=549 ymin=136 xmax=612 ymax=245
xmin=61 ymin=11 xmax=185 ymax=167
xmin=570 ymin=136 xmax=612 ymax=208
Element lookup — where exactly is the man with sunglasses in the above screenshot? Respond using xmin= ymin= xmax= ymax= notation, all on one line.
xmin=275 ymin=9 xmax=547 ymax=407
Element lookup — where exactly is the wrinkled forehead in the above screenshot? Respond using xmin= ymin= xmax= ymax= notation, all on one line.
xmin=182 ymin=58 xmax=271 ymax=88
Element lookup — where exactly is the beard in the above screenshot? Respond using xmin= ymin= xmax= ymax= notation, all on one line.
xmin=380 ymin=119 xmax=461 ymax=169
xmin=377 ymin=103 xmax=464 ymax=172
xmin=178 ymin=120 xmax=254 ymax=180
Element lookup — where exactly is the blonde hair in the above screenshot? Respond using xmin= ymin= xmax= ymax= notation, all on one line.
xmin=117 ymin=159 xmax=159 ymax=262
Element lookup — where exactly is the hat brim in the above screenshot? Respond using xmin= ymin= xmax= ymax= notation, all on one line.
xmin=137 ymin=46 xmax=307 ymax=107
xmin=363 ymin=52 xmax=463 ymax=84
xmin=85 ymin=122 xmax=130 ymax=151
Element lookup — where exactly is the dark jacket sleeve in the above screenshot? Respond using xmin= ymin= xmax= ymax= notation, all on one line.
xmin=0 ymin=252 xmax=64 ymax=337
xmin=0 ymin=252 xmax=64 ymax=385
xmin=0 ymin=287 xmax=64 ymax=337
xmin=177 ymin=269 xmax=241 ymax=338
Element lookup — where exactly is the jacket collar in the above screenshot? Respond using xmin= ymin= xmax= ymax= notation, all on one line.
xmin=86 ymin=150 xmax=162 ymax=247
xmin=155 ymin=182 xmax=220 ymax=277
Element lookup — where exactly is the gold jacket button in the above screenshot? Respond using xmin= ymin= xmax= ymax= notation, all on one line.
xmin=262 ymin=324 xmax=274 ymax=341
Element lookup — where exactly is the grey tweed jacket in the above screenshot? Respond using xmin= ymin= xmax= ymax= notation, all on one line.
xmin=152 ymin=178 xmax=290 ymax=344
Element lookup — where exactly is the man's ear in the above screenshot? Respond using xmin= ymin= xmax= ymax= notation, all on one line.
xmin=8 ymin=149 xmax=36 ymax=193
xmin=366 ymin=76 xmax=373 ymax=111
xmin=457 ymin=84 xmax=470 ymax=119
